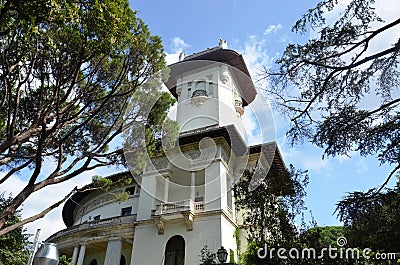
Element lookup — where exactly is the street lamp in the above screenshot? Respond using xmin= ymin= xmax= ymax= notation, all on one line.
xmin=33 ymin=242 xmax=59 ymax=265
xmin=216 ymin=246 xmax=228 ymax=263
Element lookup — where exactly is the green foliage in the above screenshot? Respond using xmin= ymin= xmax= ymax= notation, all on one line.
xmin=262 ymin=1 xmax=400 ymax=262
xmin=303 ymin=226 xmax=344 ymax=247
xmin=238 ymin=242 xmax=263 ymax=265
xmin=229 ymin=249 xmax=235 ymax=263
xmin=113 ymin=191 xmax=130 ymax=202
xmin=235 ymin=169 xmax=358 ymax=264
xmin=91 ymin=175 xmax=113 ymax=191
xmin=91 ymin=175 xmax=132 ymax=202
xmin=336 ymin=179 xmax=400 ymax=253
xmin=0 ymin=193 xmax=29 ymax=265
xmin=58 ymin=254 xmax=73 ymax=265
xmin=234 ymin=165 xmax=309 ymax=264
xmin=266 ymin=0 xmax=400 ymax=183
xmin=234 ymin=165 xmax=308 ymax=246
xmin=0 ymin=0 xmax=176 ymax=233
xmin=199 ymin=245 xmax=216 ymax=265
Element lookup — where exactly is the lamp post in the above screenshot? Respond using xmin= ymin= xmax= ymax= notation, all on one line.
xmin=216 ymin=246 xmax=235 ymax=264
xmin=33 ymin=242 xmax=59 ymax=265
xmin=216 ymin=246 xmax=228 ymax=263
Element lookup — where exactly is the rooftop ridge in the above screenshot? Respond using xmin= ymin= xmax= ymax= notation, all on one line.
xmin=183 ymin=46 xmax=222 ymax=60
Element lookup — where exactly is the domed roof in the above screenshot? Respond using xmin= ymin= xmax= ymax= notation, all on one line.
xmin=62 ymin=171 xmax=133 ymax=227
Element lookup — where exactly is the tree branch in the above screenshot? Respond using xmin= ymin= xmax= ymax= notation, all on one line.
xmin=303 ymin=38 xmax=400 ymax=71
xmin=375 ymin=165 xmax=400 ymax=194
xmin=0 ymin=187 xmax=77 ymax=236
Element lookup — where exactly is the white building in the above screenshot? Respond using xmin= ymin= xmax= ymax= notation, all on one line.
xmin=47 ymin=40 xmax=286 ymax=265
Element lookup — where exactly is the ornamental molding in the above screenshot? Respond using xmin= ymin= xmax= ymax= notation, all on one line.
xmin=154 ymin=216 xmax=165 ymax=235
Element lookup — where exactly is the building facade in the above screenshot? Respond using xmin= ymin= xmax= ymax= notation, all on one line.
xmin=47 ymin=40 xmax=286 ymax=265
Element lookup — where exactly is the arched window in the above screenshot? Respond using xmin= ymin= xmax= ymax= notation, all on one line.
xmin=120 ymin=255 xmax=126 ymax=265
xmin=89 ymin=259 xmax=97 ymax=265
xmin=164 ymin=235 xmax=185 ymax=265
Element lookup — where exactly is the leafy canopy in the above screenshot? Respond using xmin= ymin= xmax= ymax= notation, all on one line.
xmin=234 ymin=165 xmax=309 ymax=264
xmin=0 ymin=193 xmax=30 ymax=265
xmin=0 ymin=0 xmax=175 ymax=235
xmin=266 ymin=0 xmax=400 ymax=187
xmin=336 ymin=177 xmax=400 ymax=253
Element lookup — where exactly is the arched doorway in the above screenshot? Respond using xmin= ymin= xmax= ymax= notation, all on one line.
xmin=120 ymin=255 xmax=126 ymax=265
xmin=164 ymin=235 xmax=185 ymax=265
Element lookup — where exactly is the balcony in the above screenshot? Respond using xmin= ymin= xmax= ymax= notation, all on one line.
xmin=192 ymin=89 xmax=208 ymax=97
xmin=152 ymin=200 xmax=205 ymax=234
xmin=191 ymin=89 xmax=208 ymax=106
xmin=153 ymin=199 xmax=204 ymax=216
xmin=47 ymin=215 xmax=137 ymax=243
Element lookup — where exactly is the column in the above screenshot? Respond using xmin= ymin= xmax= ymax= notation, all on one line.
xmin=163 ymin=176 xmax=169 ymax=202
xmin=137 ymin=175 xmax=157 ymax=221
xmin=76 ymin=243 xmax=86 ymax=265
xmin=190 ymin=171 xmax=196 ymax=202
xmin=104 ymin=238 xmax=122 ymax=265
xmin=71 ymin=245 xmax=79 ymax=265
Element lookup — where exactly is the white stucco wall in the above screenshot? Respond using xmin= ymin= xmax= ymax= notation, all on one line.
xmin=83 ymin=247 xmax=132 ymax=265
xmin=137 ymin=176 xmax=157 ymax=221
xmin=204 ymin=161 xmax=229 ymax=211
xmin=175 ymin=63 xmax=246 ymax=138
xmin=130 ymin=214 xmax=236 ymax=265
xmin=73 ymin=190 xmax=140 ymax=226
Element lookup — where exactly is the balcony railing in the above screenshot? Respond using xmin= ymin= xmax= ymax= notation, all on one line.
xmin=47 ymin=214 xmax=137 ymax=242
xmin=192 ymin=89 xmax=208 ymax=98
xmin=153 ymin=199 xmax=205 ymax=216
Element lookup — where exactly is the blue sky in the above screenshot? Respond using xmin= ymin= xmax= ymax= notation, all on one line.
xmin=130 ymin=0 xmax=399 ymax=227
xmin=1 ymin=0 xmax=398 ymax=241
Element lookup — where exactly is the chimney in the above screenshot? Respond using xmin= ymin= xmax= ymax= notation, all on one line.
xmin=219 ymin=38 xmax=228 ymax=49
xmin=179 ymin=52 xmax=186 ymax=61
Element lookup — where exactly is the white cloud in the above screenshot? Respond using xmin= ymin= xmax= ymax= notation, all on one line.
xmin=165 ymin=37 xmax=190 ymax=65
xmin=165 ymin=52 xmax=180 ymax=65
xmin=0 ymin=171 xmax=94 ymax=241
xmin=263 ymin=23 xmax=282 ymax=35
xmin=336 ymin=150 xmax=357 ymax=164
xmin=232 ymin=36 xmax=277 ymax=147
xmin=242 ymin=108 xmax=261 ymax=146
xmin=277 ymin=135 xmax=332 ymax=175
xmin=279 ymin=35 xmax=290 ymax=43
xmin=170 ymin=37 xmax=190 ymax=53
xmin=241 ymin=36 xmax=271 ymax=77
xmin=242 ymin=93 xmax=277 ymax=146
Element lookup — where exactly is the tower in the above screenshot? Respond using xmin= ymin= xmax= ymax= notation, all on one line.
xmin=130 ymin=40 xmax=257 ymax=265
xmin=168 ymin=41 xmax=255 ymax=139
xmin=47 ymin=40 xmax=286 ymax=265
xmin=132 ymin=39 xmax=256 ymax=265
